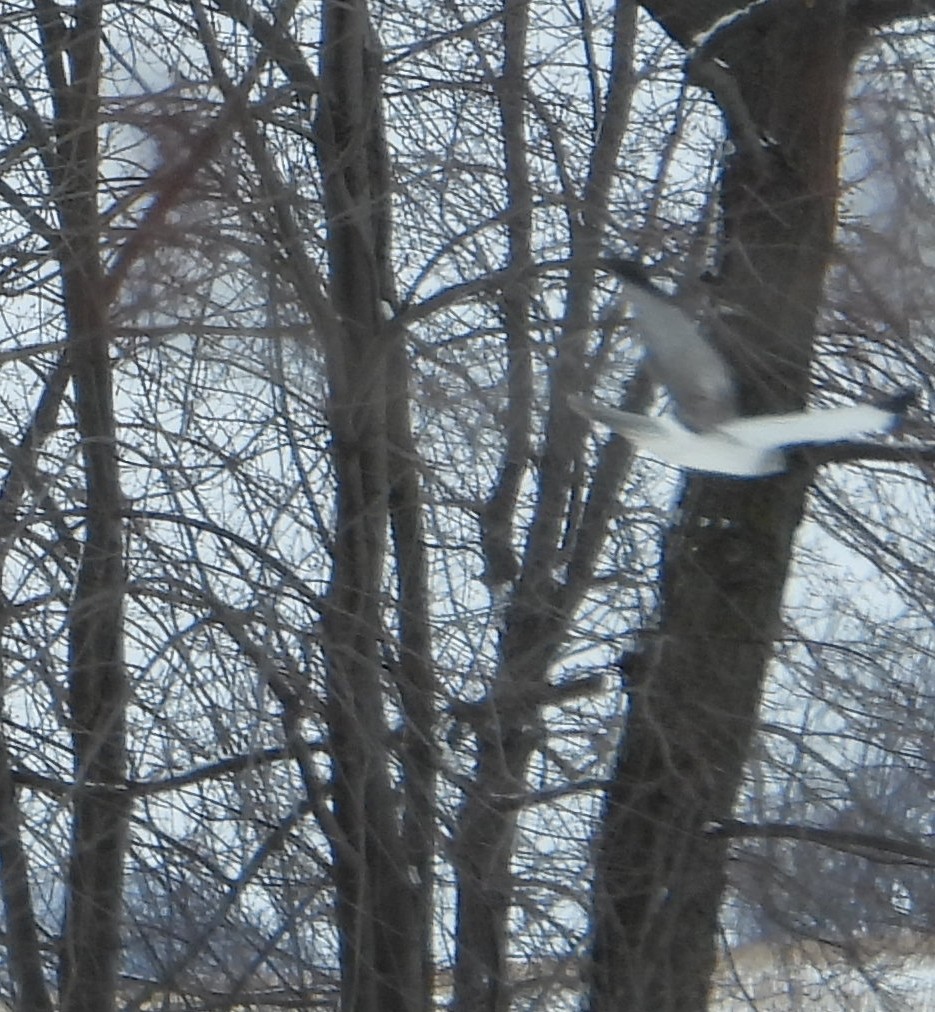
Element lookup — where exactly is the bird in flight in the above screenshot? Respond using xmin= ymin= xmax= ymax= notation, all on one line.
xmin=569 ymin=258 xmax=909 ymax=477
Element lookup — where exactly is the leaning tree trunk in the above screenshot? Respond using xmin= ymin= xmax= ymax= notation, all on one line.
xmin=589 ymin=5 xmax=877 ymax=1010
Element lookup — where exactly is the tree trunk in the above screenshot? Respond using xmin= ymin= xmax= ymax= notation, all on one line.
xmin=34 ymin=2 xmax=131 ymax=1010
xmin=451 ymin=3 xmax=640 ymax=1009
xmin=316 ymin=3 xmax=428 ymax=1010
xmin=589 ymin=6 xmax=869 ymax=1010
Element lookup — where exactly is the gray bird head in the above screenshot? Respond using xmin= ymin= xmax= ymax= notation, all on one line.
xmin=599 ymin=256 xmax=654 ymax=290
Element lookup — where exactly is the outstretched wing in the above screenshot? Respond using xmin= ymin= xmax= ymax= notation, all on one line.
xmin=569 ymin=395 xmax=785 ymax=477
xmin=719 ymin=403 xmax=900 ymax=449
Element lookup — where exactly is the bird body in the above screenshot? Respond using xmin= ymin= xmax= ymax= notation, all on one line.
xmin=606 ymin=262 xmax=737 ymax=431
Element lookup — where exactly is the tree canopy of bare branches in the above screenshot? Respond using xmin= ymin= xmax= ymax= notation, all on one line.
xmin=1 ymin=2 xmax=935 ymax=1011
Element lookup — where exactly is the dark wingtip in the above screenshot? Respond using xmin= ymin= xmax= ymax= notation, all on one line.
xmin=599 ymin=255 xmax=654 ymax=290
xmin=881 ymin=388 xmax=917 ymax=416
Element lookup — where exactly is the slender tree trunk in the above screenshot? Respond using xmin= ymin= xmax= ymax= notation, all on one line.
xmin=589 ymin=7 xmax=869 ymax=1010
xmin=316 ymin=3 xmax=428 ymax=1010
xmin=0 ymin=734 xmax=54 ymax=1012
xmin=387 ymin=337 xmax=437 ymax=1012
xmin=33 ymin=2 xmax=131 ymax=1010
xmin=451 ymin=5 xmax=638 ymax=1010
xmin=0 ymin=353 xmax=69 ymax=1012
xmin=453 ymin=2 xmax=535 ymax=1007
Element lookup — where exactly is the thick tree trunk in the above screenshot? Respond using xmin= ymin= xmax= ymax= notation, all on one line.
xmin=589 ymin=7 xmax=868 ymax=1011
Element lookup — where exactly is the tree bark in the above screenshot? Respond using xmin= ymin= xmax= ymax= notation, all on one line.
xmin=589 ymin=6 xmax=875 ymax=1010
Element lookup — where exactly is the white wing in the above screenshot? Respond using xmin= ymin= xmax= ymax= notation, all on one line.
xmin=719 ymin=404 xmax=898 ymax=449
xmin=569 ymin=396 xmax=785 ymax=477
